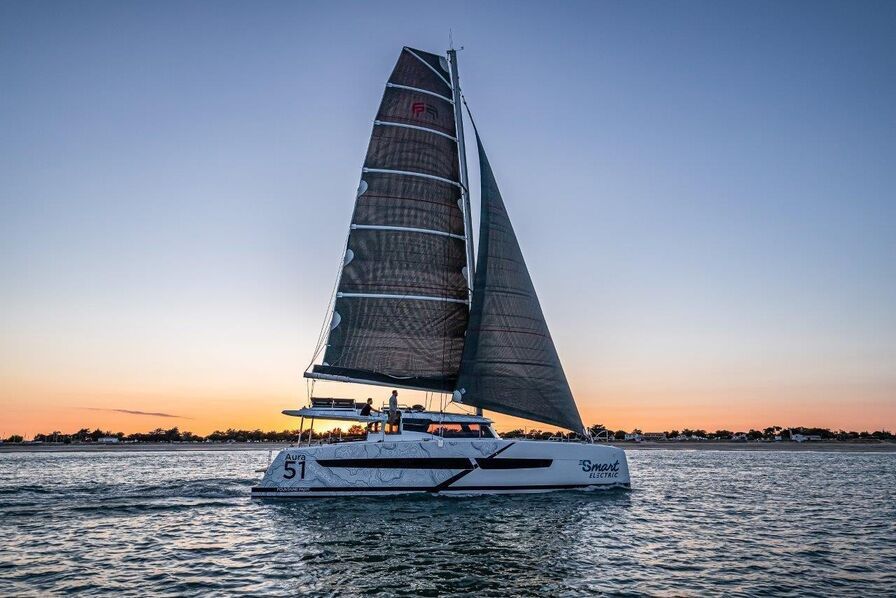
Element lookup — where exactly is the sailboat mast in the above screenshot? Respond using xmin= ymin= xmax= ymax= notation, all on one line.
xmin=447 ymin=49 xmax=474 ymax=305
xmin=447 ymin=48 xmax=483 ymax=417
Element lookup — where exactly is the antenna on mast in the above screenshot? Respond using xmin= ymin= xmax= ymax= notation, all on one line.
xmin=448 ymin=29 xmax=463 ymax=52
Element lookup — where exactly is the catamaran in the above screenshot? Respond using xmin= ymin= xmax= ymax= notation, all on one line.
xmin=252 ymin=46 xmax=630 ymax=497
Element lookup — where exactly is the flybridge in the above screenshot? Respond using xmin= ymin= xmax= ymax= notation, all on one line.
xmin=304 ymin=46 xmax=585 ymax=435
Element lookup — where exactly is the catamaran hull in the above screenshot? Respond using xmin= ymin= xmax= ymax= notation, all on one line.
xmin=252 ymin=439 xmax=629 ymax=498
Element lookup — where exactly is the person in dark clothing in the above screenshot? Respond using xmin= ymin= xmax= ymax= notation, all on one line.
xmin=359 ymin=398 xmax=377 ymax=416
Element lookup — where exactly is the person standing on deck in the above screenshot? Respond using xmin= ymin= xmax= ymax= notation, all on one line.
xmin=388 ymin=390 xmax=399 ymax=432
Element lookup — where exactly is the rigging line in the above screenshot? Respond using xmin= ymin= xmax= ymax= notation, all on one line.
xmin=308 ymin=284 xmax=335 ymax=367
xmin=306 ymin=223 xmax=352 ymax=372
xmin=311 ymin=274 xmax=336 ymax=357
xmin=453 ymin=401 xmax=476 ymax=415
xmin=460 ymin=94 xmax=481 ymax=135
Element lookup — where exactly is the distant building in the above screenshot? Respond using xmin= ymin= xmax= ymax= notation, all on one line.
xmin=624 ymin=433 xmax=642 ymax=442
xmin=98 ymin=437 xmax=120 ymax=444
xmin=642 ymin=432 xmax=666 ymax=441
xmin=792 ymin=434 xmax=822 ymax=442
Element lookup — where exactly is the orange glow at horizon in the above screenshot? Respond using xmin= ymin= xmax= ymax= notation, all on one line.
xmin=3 ymin=373 xmax=894 ymax=439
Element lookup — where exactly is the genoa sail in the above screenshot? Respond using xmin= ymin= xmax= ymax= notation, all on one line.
xmin=308 ymin=47 xmax=469 ymax=393
xmin=454 ymin=129 xmax=585 ymax=434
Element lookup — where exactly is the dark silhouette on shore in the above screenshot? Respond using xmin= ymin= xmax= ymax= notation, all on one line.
xmin=3 ymin=424 xmax=892 ymax=444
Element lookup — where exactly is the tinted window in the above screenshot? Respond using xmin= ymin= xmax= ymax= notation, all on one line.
xmin=402 ymin=419 xmax=431 ymax=433
xmin=426 ymin=423 xmax=494 ymax=438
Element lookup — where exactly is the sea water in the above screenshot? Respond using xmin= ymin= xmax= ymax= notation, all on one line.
xmin=1 ymin=449 xmax=894 ymax=596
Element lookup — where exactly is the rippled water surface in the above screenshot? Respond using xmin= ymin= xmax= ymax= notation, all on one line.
xmin=1 ymin=449 xmax=894 ymax=596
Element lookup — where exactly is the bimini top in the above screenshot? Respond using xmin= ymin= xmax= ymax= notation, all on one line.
xmin=283 ymin=397 xmax=492 ymax=426
xmin=304 ymin=46 xmax=585 ymax=435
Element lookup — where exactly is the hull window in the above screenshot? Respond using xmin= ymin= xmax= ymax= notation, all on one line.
xmin=317 ymin=457 xmax=473 ymax=470
xmin=475 ymin=458 xmax=552 ymax=469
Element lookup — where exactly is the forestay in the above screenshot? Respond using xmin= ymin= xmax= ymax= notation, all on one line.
xmin=454 ymin=128 xmax=585 ymax=434
xmin=308 ymin=47 xmax=469 ymax=393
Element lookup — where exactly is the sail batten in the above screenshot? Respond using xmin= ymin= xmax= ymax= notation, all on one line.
xmin=374 ymin=120 xmax=458 ymax=141
xmin=311 ymin=47 xmax=468 ymax=392
xmin=350 ymin=223 xmax=466 ymax=240
xmin=385 ymin=83 xmax=453 ymax=104
xmin=454 ymin=128 xmax=585 ymax=434
xmin=362 ymin=168 xmax=462 ymax=187
xmin=336 ymin=292 xmax=468 ymax=304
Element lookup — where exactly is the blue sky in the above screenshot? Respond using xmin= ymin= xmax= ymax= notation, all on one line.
xmin=2 ymin=1 xmax=894 ymax=434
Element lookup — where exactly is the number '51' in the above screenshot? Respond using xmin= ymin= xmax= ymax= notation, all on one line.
xmin=283 ymin=456 xmax=306 ymax=479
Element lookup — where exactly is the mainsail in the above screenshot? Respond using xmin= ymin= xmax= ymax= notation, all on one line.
xmin=308 ymin=47 xmax=469 ymax=392
xmin=454 ymin=129 xmax=585 ymax=434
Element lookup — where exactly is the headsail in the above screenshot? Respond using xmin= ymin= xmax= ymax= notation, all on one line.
xmin=308 ymin=47 xmax=469 ymax=393
xmin=454 ymin=128 xmax=585 ymax=434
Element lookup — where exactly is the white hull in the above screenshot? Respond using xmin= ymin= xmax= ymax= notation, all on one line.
xmin=252 ymin=439 xmax=629 ymax=498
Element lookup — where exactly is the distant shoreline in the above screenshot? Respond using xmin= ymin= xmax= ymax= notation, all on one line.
xmin=1 ymin=440 xmax=894 ymax=453
xmin=623 ymin=440 xmax=896 ymax=452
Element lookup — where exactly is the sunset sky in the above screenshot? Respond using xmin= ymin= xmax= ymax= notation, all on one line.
xmin=2 ymin=1 xmax=895 ymax=438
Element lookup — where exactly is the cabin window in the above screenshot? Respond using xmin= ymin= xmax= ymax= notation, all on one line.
xmin=426 ymin=423 xmax=494 ymax=438
xmin=402 ymin=419 xmax=431 ymax=433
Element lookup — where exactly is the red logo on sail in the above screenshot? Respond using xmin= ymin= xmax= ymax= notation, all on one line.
xmin=411 ymin=102 xmax=438 ymax=119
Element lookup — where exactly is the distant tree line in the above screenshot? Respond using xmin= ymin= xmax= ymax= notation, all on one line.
xmin=503 ymin=425 xmax=894 ymax=441
xmin=2 ymin=425 xmax=368 ymax=444
xmin=2 ymin=424 xmax=893 ymax=444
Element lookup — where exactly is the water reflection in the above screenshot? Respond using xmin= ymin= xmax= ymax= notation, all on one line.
xmin=256 ymin=490 xmax=628 ymax=594
xmin=1 ymin=449 xmax=893 ymax=595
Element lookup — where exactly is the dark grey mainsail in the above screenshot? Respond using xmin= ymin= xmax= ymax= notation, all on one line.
xmin=454 ymin=129 xmax=585 ymax=434
xmin=308 ymin=47 xmax=469 ymax=392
